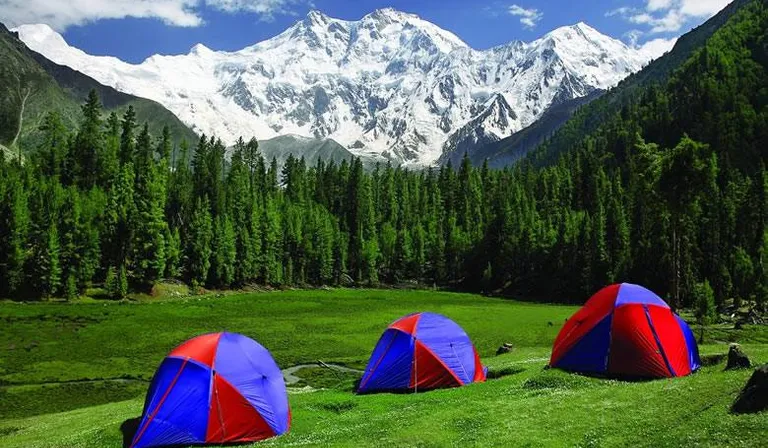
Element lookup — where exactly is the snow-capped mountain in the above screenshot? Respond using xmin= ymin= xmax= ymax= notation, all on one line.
xmin=14 ymin=8 xmax=672 ymax=166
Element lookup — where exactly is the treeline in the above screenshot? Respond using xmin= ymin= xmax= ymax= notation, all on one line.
xmin=0 ymin=89 xmax=765 ymax=311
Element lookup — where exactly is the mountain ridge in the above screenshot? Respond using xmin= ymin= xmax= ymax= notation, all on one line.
xmin=14 ymin=9 xmax=674 ymax=166
xmin=0 ymin=22 xmax=197 ymax=154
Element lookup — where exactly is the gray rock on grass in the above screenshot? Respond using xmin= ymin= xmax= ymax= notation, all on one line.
xmin=731 ymin=364 xmax=768 ymax=414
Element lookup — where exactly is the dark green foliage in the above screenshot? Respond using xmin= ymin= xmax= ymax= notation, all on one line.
xmin=104 ymin=265 xmax=127 ymax=300
xmin=186 ymin=197 xmax=213 ymax=287
xmin=0 ymin=0 xmax=766 ymax=307
xmin=209 ymin=214 xmax=236 ymax=288
xmin=164 ymin=227 xmax=181 ymax=279
xmin=694 ymin=280 xmax=717 ymax=341
xmin=130 ymin=124 xmax=167 ymax=288
xmin=0 ymin=168 xmax=29 ymax=296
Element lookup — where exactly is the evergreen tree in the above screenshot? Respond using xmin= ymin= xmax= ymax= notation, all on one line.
xmin=164 ymin=226 xmax=182 ymax=279
xmin=693 ymin=280 xmax=717 ymax=342
xmin=72 ymin=90 xmax=103 ymax=188
xmin=186 ymin=197 xmax=213 ymax=288
xmin=36 ymin=112 xmax=69 ymax=179
xmin=131 ymin=124 xmax=167 ymax=288
xmin=104 ymin=164 xmax=136 ymax=276
xmin=100 ymin=112 xmax=120 ymax=187
xmin=119 ymin=106 xmax=137 ymax=165
xmin=210 ymin=214 xmax=236 ymax=287
xmin=0 ymin=171 xmax=30 ymax=296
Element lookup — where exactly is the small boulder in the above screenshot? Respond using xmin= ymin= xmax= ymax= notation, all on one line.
xmin=496 ymin=342 xmax=514 ymax=356
xmin=731 ymin=364 xmax=768 ymax=414
xmin=726 ymin=344 xmax=751 ymax=370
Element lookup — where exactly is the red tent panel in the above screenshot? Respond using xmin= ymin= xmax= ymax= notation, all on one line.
xmin=206 ymin=374 xmax=275 ymax=443
xmin=647 ymin=305 xmax=692 ymax=377
xmin=410 ymin=341 xmax=462 ymax=390
xmin=608 ymin=305 xmax=670 ymax=378
xmin=169 ymin=333 xmax=223 ymax=367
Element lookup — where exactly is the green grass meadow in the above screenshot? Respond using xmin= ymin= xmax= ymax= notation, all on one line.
xmin=0 ymin=289 xmax=766 ymax=447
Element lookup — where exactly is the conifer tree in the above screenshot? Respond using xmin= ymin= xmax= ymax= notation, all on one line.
xmin=131 ymin=124 xmax=166 ymax=287
xmin=72 ymin=90 xmax=103 ymax=188
xmin=36 ymin=112 xmax=69 ymax=179
xmin=100 ymin=112 xmax=121 ymax=187
xmin=210 ymin=214 xmax=236 ymax=287
xmin=186 ymin=197 xmax=213 ymax=288
xmin=0 ymin=169 xmax=30 ymax=297
xmin=119 ymin=106 xmax=137 ymax=165
xmin=164 ymin=226 xmax=182 ymax=279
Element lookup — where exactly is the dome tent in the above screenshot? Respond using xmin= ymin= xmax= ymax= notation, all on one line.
xmin=357 ymin=312 xmax=486 ymax=393
xmin=131 ymin=332 xmax=289 ymax=448
xmin=550 ymin=283 xmax=701 ymax=378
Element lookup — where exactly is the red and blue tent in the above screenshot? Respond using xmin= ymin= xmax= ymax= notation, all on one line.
xmin=131 ymin=332 xmax=290 ymax=448
xmin=357 ymin=312 xmax=486 ymax=393
xmin=550 ymin=283 xmax=701 ymax=378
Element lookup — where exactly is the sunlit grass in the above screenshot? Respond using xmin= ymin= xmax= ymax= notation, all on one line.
xmin=0 ymin=290 xmax=765 ymax=447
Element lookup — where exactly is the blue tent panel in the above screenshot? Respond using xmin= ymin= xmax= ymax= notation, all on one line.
xmin=133 ymin=357 xmax=211 ymax=448
xmin=358 ymin=329 xmax=414 ymax=392
xmin=213 ymin=332 xmax=288 ymax=434
xmin=554 ymin=313 xmax=613 ymax=374
xmin=615 ymin=283 xmax=668 ymax=308
xmin=675 ymin=314 xmax=701 ymax=372
xmin=414 ymin=313 xmax=475 ymax=384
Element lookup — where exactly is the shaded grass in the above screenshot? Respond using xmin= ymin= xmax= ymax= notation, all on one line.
xmin=0 ymin=289 xmax=573 ymax=387
xmin=0 ymin=380 xmax=147 ymax=419
xmin=486 ymin=366 xmax=526 ymax=380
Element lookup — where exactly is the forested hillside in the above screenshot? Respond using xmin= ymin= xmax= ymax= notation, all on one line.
xmin=0 ymin=24 xmax=196 ymax=156
xmin=0 ymin=1 xmax=766 ymax=312
xmin=530 ymin=0 xmax=752 ymax=166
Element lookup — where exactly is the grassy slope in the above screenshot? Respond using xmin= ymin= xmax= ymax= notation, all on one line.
xmin=0 ymin=290 xmax=765 ymax=447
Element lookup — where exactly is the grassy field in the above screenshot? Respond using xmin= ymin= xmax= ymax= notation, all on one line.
xmin=0 ymin=289 xmax=766 ymax=447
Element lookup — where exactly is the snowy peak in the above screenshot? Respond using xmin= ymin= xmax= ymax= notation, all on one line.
xmin=14 ymin=11 xmax=668 ymax=166
xmin=306 ymin=9 xmax=331 ymax=24
xmin=15 ymin=23 xmax=70 ymax=57
xmin=189 ymin=43 xmax=213 ymax=56
xmin=366 ymin=7 xmax=417 ymax=22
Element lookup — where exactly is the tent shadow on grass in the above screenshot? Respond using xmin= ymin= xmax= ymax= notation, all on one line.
xmin=120 ymin=417 xmax=261 ymax=448
xmin=120 ymin=417 xmax=140 ymax=448
xmin=352 ymin=367 xmax=524 ymax=395
xmin=486 ymin=366 xmax=525 ymax=380
xmin=542 ymin=365 xmax=662 ymax=384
